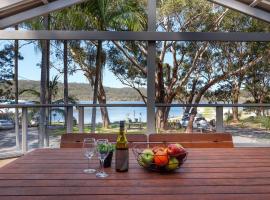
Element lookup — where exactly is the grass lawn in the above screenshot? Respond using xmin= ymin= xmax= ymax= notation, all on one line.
xmin=48 ymin=122 xmax=189 ymax=136
xmin=49 ymin=123 xmax=147 ymax=137
xmin=228 ymin=116 xmax=270 ymax=130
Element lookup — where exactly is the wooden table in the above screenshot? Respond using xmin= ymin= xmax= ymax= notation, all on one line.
xmin=1 ymin=148 xmax=270 ymax=200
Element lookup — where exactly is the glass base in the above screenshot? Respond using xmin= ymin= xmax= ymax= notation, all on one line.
xmin=96 ymin=171 xmax=108 ymax=178
xmin=83 ymin=168 xmax=96 ymax=173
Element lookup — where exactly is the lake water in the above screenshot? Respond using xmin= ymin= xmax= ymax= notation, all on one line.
xmin=51 ymin=101 xmax=183 ymax=124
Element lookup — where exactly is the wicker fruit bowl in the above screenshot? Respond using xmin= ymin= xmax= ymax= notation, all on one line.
xmin=132 ymin=142 xmax=187 ymax=172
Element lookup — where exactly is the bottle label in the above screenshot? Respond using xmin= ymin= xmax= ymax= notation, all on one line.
xmin=115 ymin=149 xmax=129 ymax=171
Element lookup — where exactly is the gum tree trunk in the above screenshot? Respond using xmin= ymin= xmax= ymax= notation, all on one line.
xmin=98 ymin=83 xmax=110 ymax=128
xmin=232 ymin=80 xmax=240 ymax=122
xmin=91 ymin=40 xmax=102 ymax=132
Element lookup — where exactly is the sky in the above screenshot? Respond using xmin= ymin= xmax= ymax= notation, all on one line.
xmin=17 ymin=41 xmax=126 ymax=88
xmin=2 ymin=39 xmax=173 ymax=89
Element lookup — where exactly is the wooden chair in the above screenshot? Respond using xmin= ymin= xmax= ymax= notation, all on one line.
xmin=60 ymin=133 xmax=147 ymax=148
xmin=148 ymin=133 xmax=234 ymax=148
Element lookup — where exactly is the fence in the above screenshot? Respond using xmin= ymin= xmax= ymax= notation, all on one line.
xmin=1 ymin=103 xmax=270 ymax=153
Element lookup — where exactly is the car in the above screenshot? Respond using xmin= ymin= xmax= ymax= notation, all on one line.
xmin=181 ymin=116 xmax=189 ymax=128
xmin=194 ymin=117 xmax=209 ymax=129
xmin=181 ymin=116 xmax=197 ymax=128
xmin=29 ymin=118 xmax=39 ymax=127
xmin=181 ymin=115 xmax=209 ymax=130
xmin=0 ymin=119 xmax=15 ymax=130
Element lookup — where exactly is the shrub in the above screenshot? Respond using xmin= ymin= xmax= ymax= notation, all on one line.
xmin=262 ymin=117 xmax=270 ymax=130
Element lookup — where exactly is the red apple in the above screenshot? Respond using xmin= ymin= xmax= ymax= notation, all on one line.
xmin=167 ymin=143 xmax=186 ymax=157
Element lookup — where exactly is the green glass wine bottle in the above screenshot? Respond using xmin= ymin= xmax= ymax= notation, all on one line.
xmin=115 ymin=120 xmax=129 ymax=172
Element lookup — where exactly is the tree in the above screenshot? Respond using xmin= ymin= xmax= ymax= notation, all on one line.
xmin=0 ymin=44 xmax=15 ymax=99
xmin=22 ymin=15 xmax=51 ymax=146
xmin=107 ymin=0 xmax=270 ymax=132
xmin=108 ymin=0 xmax=225 ymax=129
xmin=244 ymin=60 xmax=270 ymax=116
xmin=0 ymin=44 xmax=23 ymax=99
xmin=185 ymin=47 xmax=265 ymax=132
xmin=212 ymin=10 xmax=270 ymax=122
xmin=51 ymin=0 xmax=145 ymax=129
xmin=20 ymin=75 xmax=77 ymax=123
xmin=205 ymin=84 xmax=232 ymax=104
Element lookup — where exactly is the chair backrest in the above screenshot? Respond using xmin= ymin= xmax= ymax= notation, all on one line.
xmin=148 ymin=133 xmax=233 ymax=148
xmin=60 ymin=133 xmax=147 ymax=148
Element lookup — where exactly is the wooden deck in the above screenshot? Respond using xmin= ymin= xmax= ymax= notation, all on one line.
xmin=0 ymin=158 xmax=17 ymax=168
xmin=1 ymin=148 xmax=270 ymax=199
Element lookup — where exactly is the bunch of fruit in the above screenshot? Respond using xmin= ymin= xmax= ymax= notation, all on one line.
xmin=137 ymin=143 xmax=187 ymax=171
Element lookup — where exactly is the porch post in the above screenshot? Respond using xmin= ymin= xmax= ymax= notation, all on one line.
xmin=78 ymin=106 xmax=84 ymax=133
xmin=216 ymin=106 xmax=224 ymax=132
xmin=147 ymin=0 xmax=156 ymax=135
xmin=14 ymin=25 xmax=20 ymax=150
xmin=66 ymin=106 xmax=73 ymax=133
xmin=22 ymin=107 xmax=28 ymax=153
xmin=44 ymin=14 xmax=50 ymax=147
xmin=63 ymin=40 xmax=69 ymax=131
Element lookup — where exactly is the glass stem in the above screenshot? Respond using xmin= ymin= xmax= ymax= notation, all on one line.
xmin=88 ymin=158 xmax=90 ymax=169
xmin=100 ymin=159 xmax=104 ymax=173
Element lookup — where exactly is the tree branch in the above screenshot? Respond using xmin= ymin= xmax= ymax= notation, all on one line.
xmin=113 ymin=41 xmax=147 ymax=75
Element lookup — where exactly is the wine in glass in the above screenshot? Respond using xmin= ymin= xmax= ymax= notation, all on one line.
xmin=96 ymin=139 xmax=110 ymax=178
xmin=83 ymin=138 xmax=96 ymax=173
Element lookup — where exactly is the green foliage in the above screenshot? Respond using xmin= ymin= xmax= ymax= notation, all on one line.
xmin=262 ymin=117 xmax=270 ymax=130
xmin=225 ymin=113 xmax=233 ymax=123
xmin=205 ymin=85 xmax=232 ymax=103
xmin=0 ymin=44 xmax=23 ymax=99
xmin=50 ymin=0 xmax=146 ymax=31
xmin=19 ymin=76 xmax=79 ymax=102
xmin=242 ymin=116 xmax=270 ymax=130
xmin=18 ymin=80 xmax=145 ymax=101
xmin=97 ymin=143 xmax=115 ymax=153
xmin=17 ymin=0 xmax=270 ymax=130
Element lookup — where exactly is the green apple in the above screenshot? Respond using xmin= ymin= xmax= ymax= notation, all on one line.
xmin=165 ymin=157 xmax=179 ymax=171
xmin=141 ymin=148 xmax=154 ymax=166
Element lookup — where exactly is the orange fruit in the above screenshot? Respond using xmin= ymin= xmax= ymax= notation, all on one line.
xmin=154 ymin=150 xmax=169 ymax=166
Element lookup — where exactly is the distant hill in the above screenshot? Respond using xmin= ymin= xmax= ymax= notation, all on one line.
xmin=18 ymin=80 xmax=146 ymax=102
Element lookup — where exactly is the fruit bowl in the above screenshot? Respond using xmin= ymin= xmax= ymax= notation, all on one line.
xmin=132 ymin=142 xmax=187 ymax=172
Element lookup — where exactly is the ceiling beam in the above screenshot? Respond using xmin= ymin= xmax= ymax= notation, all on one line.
xmin=0 ymin=0 xmax=86 ymax=29
xmin=250 ymin=0 xmax=263 ymax=7
xmin=208 ymin=0 xmax=270 ymax=23
xmin=0 ymin=30 xmax=269 ymax=41
xmin=0 ymin=0 xmax=25 ymax=10
xmin=41 ymin=0 xmax=49 ymax=4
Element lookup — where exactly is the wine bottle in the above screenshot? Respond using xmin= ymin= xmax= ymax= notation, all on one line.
xmin=115 ymin=120 xmax=129 ymax=172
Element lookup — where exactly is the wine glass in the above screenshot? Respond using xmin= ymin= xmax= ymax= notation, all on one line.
xmin=96 ymin=139 xmax=110 ymax=178
xmin=83 ymin=138 xmax=96 ymax=173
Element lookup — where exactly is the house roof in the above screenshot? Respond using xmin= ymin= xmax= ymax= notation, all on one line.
xmin=209 ymin=0 xmax=270 ymax=23
xmin=0 ymin=0 xmax=269 ymax=30
xmin=0 ymin=0 xmax=86 ymax=29
xmin=237 ymin=0 xmax=270 ymax=12
xmin=0 ymin=0 xmax=56 ymax=20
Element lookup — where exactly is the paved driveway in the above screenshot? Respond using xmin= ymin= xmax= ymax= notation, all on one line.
xmin=0 ymin=127 xmax=60 ymax=158
xmin=225 ymin=125 xmax=270 ymax=147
